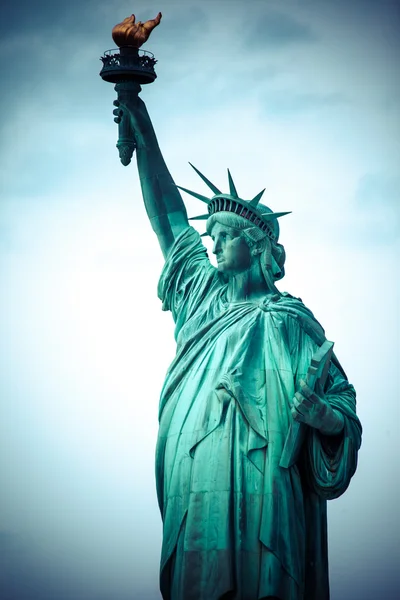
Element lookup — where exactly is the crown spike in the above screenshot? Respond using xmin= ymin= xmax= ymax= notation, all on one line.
xmin=189 ymin=214 xmax=210 ymax=221
xmin=176 ymin=185 xmax=210 ymax=204
xmin=227 ymin=169 xmax=239 ymax=199
xmin=261 ymin=211 xmax=292 ymax=220
xmin=189 ymin=162 xmax=221 ymax=195
xmin=249 ymin=188 xmax=266 ymax=207
xmin=200 ymin=231 xmax=210 ymax=237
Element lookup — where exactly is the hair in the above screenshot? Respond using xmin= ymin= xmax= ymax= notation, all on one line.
xmin=206 ymin=208 xmax=286 ymax=292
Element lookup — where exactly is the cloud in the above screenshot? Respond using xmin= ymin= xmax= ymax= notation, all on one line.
xmin=355 ymin=173 xmax=400 ymax=210
xmin=153 ymin=4 xmax=209 ymax=50
xmin=0 ymin=0 xmax=107 ymax=39
xmin=243 ymin=9 xmax=317 ymax=49
xmin=260 ymin=90 xmax=347 ymax=115
xmin=345 ymin=172 xmax=400 ymax=244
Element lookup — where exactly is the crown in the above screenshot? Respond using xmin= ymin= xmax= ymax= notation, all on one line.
xmin=176 ymin=163 xmax=291 ymax=240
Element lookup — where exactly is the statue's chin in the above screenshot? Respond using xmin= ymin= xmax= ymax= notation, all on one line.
xmin=217 ymin=261 xmax=227 ymax=272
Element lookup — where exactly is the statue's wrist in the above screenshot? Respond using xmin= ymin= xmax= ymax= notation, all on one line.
xmin=131 ymin=119 xmax=157 ymax=148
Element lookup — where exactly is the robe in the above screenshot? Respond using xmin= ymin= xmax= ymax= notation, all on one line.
xmin=156 ymin=227 xmax=362 ymax=600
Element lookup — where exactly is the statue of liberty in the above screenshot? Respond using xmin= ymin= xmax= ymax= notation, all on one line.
xmin=105 ymin=14 xmax=362 ymax=600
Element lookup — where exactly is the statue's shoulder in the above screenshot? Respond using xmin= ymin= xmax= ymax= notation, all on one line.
xmin=263 ymin=292 xmax=326 ymax=345
xmin=264 ymin=291 xmax=309 ymax=315
xmin=280 ymin=291 xmax=304 ymax=305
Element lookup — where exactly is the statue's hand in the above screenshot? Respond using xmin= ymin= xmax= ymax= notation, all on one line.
xmin=112 ymin=12 xmax=162 ymax=48
xmin=113 ymin=93 xmax=154 ymax=148
xmin=291 ymin=379 xmax=344 ymax=435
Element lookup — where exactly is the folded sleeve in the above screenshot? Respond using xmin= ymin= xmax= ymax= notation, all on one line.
xmin=287 ymin=314 xmax=362 ymax=500
xmin=157 ymin=227 xmax=219 ymax=335
xmin=305 ymin=362 xmax=362 ymax=499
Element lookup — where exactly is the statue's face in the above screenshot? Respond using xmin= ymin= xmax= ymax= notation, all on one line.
xmin=210 ymin=223 xmax=252 ymax=274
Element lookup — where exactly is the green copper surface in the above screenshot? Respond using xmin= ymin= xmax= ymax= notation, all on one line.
xmin=188 ymin=162 xmax=222 ymax=195
xmin=111 ymin=84 xmax=362 ymax=600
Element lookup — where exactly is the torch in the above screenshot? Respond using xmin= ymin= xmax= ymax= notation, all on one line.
xmin=99 ymin=12 xmax=162 ymax=166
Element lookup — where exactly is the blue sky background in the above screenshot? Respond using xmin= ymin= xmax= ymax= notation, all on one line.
xmin=0 ymin=0 xmax=399 ymax=598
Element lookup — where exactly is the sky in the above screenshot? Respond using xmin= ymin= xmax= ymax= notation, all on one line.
xmin=0 ymin=0 xmax=399 ymax=598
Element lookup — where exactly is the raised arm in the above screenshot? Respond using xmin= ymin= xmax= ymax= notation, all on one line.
xmin=114 ymin=82 xmax=189 ymax=257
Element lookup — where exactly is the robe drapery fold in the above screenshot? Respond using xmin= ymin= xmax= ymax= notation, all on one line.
xmin=156 ymin=227 xmax=361 ymax=600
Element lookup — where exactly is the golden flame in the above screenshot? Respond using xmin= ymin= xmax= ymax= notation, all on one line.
xmin=112 ymin=12 xmax=162 ymax=48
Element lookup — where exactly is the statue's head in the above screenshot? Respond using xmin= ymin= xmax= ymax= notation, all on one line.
xmin=176 ymin=164 xmax=289 ymax=285
xmin=206 ymin=207 xmax=286 ymax=284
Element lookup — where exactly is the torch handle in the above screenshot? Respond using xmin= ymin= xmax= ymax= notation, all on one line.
xmin=114 ymin=81 xmax=142 ymax=166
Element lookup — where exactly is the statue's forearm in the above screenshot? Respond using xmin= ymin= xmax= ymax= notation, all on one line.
xmin=136 ymin=142 xmax=189 ymax=256
xmin=136 ymin=140 xmax=187 ymax=218
xmin=116 ymin=84 xmax=189 ymax=256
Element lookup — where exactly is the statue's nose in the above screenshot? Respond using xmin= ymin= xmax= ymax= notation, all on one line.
xmin=212 ymin=239 xmax=221 ymax=254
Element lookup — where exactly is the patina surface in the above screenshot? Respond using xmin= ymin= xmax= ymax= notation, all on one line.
xmin=102 ymin=14 xmax=362 ymax=599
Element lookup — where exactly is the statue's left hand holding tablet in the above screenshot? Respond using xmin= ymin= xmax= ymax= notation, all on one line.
xmin=292 ymin=379 xmax=345 ymax=436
